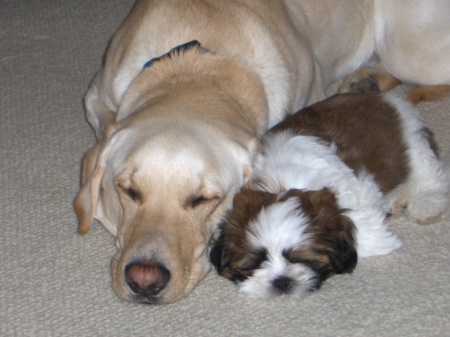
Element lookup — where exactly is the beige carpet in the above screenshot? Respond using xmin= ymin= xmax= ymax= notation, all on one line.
xmin=1 ymin=1 xmax=449 ymax=336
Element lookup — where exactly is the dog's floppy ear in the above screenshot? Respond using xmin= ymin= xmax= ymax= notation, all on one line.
xmin=73 ymin=137 xmax=115 ymax=235
xmin=300 ymin=188 xmax=358 ymax=274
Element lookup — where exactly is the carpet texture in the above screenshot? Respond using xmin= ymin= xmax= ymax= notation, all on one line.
xmin=1 ymin=1 xmax=449 ymax=336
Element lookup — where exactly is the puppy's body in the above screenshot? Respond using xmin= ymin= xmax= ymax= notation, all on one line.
xmin=211 ymin=93 xmax=449 ymax=299
xmin=75 ymin=0 xmax=450 ymax=303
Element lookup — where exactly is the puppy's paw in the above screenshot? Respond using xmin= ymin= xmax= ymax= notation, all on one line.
xmin=416 ymin=214 xmax=442 ymax=225
xmin=406 ymin=192 xmax=448 ymax=225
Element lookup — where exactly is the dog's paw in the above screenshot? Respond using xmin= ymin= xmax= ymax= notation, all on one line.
xmin=338 ymin=65 xmax=402 ymax=94
xmin=407 ymin=85 xmax=450 ymax=105
xmin=338 ymin=77 xmax=380 ymax=94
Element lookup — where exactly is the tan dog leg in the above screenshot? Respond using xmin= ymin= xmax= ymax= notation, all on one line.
xmin=338 ymin=64 xmax=402 ymax=94
xmin=339 ymin=65 xmax=450 ymax=105
xmin=408 ymin=85 xmax=450 ymax=105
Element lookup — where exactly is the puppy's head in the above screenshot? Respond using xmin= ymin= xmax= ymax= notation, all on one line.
xmin=210 ymin=188 xmax=357 ymax=299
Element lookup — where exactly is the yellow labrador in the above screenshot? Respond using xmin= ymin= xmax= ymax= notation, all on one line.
xmin=74 ymin=0 xmax=450 ymax=304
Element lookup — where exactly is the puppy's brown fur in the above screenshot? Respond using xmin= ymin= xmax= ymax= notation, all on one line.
xmin=270 ymin=93 xmax=412 ymax=193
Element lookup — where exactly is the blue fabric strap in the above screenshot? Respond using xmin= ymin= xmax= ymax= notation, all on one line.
xmin=143 ymin=40 xmax=207 ymax=69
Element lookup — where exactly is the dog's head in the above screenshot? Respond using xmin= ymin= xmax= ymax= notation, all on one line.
xmin=210 ymin=188 xmax=357 ymax=299
xmin=74 ymin=121 xmax=256 ymax=304
xmin=74 ymin=50 xmax=268 ymax=303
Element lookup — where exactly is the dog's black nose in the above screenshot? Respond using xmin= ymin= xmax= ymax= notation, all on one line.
xmin=125 ymin=261 xmax=171 ymax=297
xmin=272 ymin=276 xmax=293 ymax=293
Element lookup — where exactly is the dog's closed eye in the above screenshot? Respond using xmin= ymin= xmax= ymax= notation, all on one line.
xmin=125 ymin=187 xmax=143 ymax=202
xmin=187 ymin=195 xmax=220 ymax=209
xmin=117 ymin=181 xmax=143 ymax=203
xmin=191 ymin=196 xmax=209 ymax=208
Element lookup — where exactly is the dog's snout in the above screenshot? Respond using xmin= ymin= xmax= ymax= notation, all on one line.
xmin=272 ymin=276 xmax=293 ymax=293
xmin=125 ymin=261 xmax=171 ymax=297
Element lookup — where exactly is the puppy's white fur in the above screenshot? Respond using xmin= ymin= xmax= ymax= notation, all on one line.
xmin=383 ymin=96 xmax=450 ymax=222
xmin=237 ymin=95 xmax=448 ymax=298
xmin=253 ymin=132 xmax=400 ymax=259
xmin=242 ymin=199 xmax=317 ymax=298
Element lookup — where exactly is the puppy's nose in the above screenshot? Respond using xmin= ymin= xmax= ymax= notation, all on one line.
xmin=125 ymin=261 xmax=171 ymax=297
xmin=272 ymin=276 xmax=293 ymax=293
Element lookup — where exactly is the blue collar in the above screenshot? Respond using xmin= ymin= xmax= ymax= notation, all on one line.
xmin=143 ymin=40 xmax=210 ymax=70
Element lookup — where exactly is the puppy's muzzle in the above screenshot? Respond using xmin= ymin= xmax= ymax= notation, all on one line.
xmin=125 ymin=261 xmax=171 ymax=300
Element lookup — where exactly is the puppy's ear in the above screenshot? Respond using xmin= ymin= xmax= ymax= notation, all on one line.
xmin=327 ymin=214 xmax=357 ymax=274
xmin=209 ymin=233 xmax=230 ymax=274
xmin=73 ymin=136 xmax=116 ymax=235
xmin=300 ymin=188 xmax=358 ymax=274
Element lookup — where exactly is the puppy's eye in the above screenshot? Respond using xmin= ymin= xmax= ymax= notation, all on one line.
xmin=285 ymin=256 xmax=305 ymax=264
xmin=283 ymin=250 xmax=315 ymax=268
xmin=239 ymin=248 xmax=268 ymax=272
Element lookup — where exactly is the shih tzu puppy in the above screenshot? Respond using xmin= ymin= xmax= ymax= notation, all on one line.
xmin=210 ymin=93 xmax=449 ymax=299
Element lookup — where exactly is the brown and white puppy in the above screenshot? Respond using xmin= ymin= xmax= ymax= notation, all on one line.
xmin=210 ymin=93 xmax=449 ymax=299
xmin=75 ymin=0 xmax=450 ymax=304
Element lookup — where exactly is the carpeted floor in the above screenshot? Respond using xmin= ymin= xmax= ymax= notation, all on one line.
xmin=1 ymin=1 xmax=449 ymax=336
